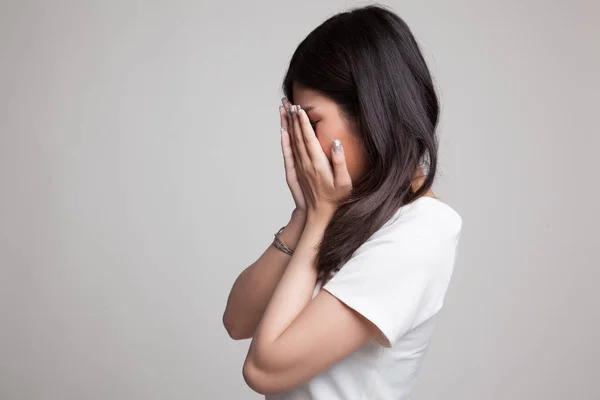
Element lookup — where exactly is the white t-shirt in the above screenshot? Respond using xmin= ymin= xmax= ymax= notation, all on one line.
xmin=266 ymin=196 xmax=463 ymax=400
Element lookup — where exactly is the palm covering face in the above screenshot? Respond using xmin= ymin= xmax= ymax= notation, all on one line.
xmin=279 ymin=97 xmax=352 ymax=219
xmin=280 ymin=97 xmax=307 ymax=213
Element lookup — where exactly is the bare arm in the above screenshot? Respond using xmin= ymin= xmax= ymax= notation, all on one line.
xmin=242 ymin=106 xmax=377 ymax=395
xmin=223 ymin=98 xmax=306 ymax=340
xmin=222 ymin=209 xmax=306 ymax=340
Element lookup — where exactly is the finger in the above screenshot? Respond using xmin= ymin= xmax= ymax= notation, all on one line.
xmin=279 ymin=105 xmax=289 ymax=132
xmin=282 ymin=96 xmax=292 ymax=114
xmin=286 ymin=109 xmax=301 ymax=166
xmin=280 ymin=126 xmax=296 ymax=174
xmin=292 ymin=105 xmax=311 ymax=167
xmin=282 ymin=99 xmax=298 ymax=160
xmin=297 ymin=107 xmax=328 ymax=166
xmin=282 ymin=97 xmax=293 ymax=130
xmin=282 ymin=120 xmax=309 ymax=191
xmin=331 ymin=139 xmax=352 ymax=190
xmin=280 ymin=103 xmax=300 ymax=165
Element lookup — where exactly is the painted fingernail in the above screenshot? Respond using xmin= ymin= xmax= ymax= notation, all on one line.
xmin=290 ymin=105 xmax=296 ymax=113
xmin=333 ymin=139 xmax=342 ymax=153
xmin=281 ymin=127 xmax=286 ymax=133
xmin=286 ymin=107 xmax=292 ymax=118
xmin=279 ymin=105 xmax=284 ymax=113
xmin=281 ymin=97 xmax=287 ymax=105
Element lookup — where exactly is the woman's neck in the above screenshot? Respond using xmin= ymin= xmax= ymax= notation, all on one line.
xmin=411 ymin=166 xmax=436 ymax=198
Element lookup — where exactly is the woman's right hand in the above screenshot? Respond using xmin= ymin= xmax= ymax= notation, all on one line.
xmin=280 ymin=97 xmax=306 ymax=215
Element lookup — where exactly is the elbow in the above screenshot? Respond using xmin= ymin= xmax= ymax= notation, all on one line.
xmin=243 ymin=358 xmax=281 ymax=396
xmin=222 ymin=311 xmax=252 ymax=340
xmin=243 ymin=346 xmax=294 ymax=395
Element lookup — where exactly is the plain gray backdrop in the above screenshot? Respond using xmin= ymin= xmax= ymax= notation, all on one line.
xmin=1 ymin=0 xmax=598 ymax=399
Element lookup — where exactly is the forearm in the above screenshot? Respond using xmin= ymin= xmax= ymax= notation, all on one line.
xmin=246 ymin=216 xmax=327 ymax=365
xmin=223 ymin=209 xmax=306 ymax=340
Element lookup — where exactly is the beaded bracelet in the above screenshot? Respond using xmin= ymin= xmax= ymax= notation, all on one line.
xmin=273 ymin=226 xmax=294 ymax=256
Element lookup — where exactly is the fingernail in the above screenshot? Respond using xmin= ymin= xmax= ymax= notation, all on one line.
xmin=291 ymin=105 xmax=296 ymax=113
xmin=332 ymin=139 xmax=342 ymax=153
xmin=285 ymin=107 xmax=292 ymax=118
xmin=281 ymin=127 xmax=286 ymax=133
xmin=281 ymin=97 xmax=288 ymax=105
xmin=279 ymin=105 xmax=284 ymax=113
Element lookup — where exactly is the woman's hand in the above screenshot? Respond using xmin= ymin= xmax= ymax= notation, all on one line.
xmin=280 ymin=99 xmax=307 ymax=216
xmin=286 ymin=103 xmax=353 ymax=223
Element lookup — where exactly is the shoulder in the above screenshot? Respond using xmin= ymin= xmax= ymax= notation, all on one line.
xmin=350 ymin=196 xmax=462 ymax=270
xmin=321 ymin=197 xmax=462 ymax=347
xmin=326 ymin=196 xmax=462 ymax=280
xmin=344 ymin=197 xmax=462 ymax=274
xmin=380 ymin=196 xmax=462 ymax=244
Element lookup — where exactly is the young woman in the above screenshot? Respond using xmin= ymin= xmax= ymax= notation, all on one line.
xmin=223 ymin=4 xmax=462 ymax=399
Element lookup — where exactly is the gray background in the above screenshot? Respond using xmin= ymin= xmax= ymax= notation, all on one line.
xmin=1 ymin=0 xmax=598 ymax=399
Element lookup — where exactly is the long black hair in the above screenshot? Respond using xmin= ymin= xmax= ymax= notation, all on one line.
xmin=282 ymin=4 xmax=439 ymax=283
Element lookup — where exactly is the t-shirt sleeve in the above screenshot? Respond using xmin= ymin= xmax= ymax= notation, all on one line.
xmin=321 ymin=220 xmax=452 ymax=348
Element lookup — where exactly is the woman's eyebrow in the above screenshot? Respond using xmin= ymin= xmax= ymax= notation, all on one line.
xmin=302 ymin=105 xmax=315 ymax=112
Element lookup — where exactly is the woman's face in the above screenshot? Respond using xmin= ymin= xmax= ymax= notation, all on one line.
xmin=291 ymin=81 xmax=367 ymax=184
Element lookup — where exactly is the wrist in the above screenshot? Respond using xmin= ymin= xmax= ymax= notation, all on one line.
xmin=276 ymin=211 xmax=305 ymax=252
xmin=291 ymin=208 xmax=307 ymax=223
xmin=307 ymin=207 xmax=335 ymax=227
xmin=306 ymin=213 xmax=332 ymax=232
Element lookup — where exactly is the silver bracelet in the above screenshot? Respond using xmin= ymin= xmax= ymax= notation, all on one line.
xmin=273 ymin=226 xmax=294 ymax=256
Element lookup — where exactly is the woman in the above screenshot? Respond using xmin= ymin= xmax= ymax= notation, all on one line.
xmin=223 ymin=4 xmax=462 ymax=399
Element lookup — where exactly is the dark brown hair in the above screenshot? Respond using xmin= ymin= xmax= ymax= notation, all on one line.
xmin=282 ymin=4 xmax=439 ymax=284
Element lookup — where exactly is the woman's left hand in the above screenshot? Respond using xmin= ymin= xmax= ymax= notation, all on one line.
xmin=285 ymin=104 xmax=353 ymax=223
